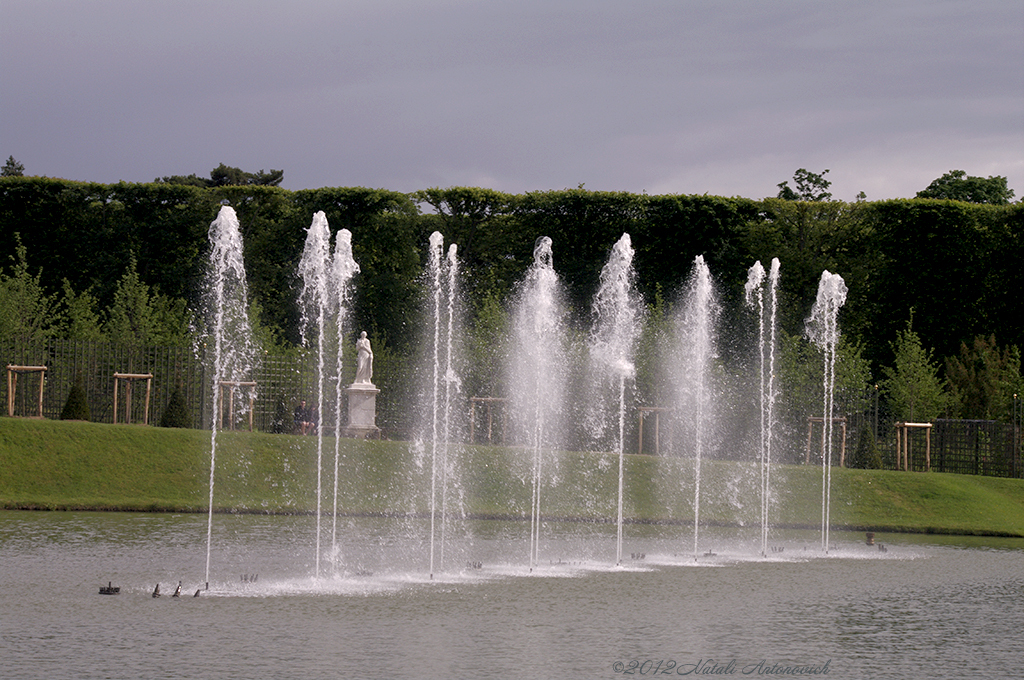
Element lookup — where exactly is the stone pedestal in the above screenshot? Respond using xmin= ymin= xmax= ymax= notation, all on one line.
xmin=344 ymin=382 xmax=381 ymax=439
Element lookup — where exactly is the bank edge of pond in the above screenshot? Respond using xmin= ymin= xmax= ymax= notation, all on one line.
xmin=2 ymin=418 xmax=1023 ymax=538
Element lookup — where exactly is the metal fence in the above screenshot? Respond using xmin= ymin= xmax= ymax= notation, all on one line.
xmin=2 ymin=336 xmax=320 ymax=432
xmin=930 ymin=419 xmax=1021 ymax=478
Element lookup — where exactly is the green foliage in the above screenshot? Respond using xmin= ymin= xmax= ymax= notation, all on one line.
xmin=271 ymin=395 xmax=295 ymax=434
xmin=104 ymin=255 xmax=191 ymax=346
xmin=882 ymin=319 xmax=948 ymax=422
xmin=464 ymin=291 xmax=509 ymax=399
xmin=0 ymin=236 xmax=55 ymax=340
xmin=775 ymin=331 xmax=872 ymax=461
xmin=848 ymin=428 xmax=882 ymax=469
xmin=60 ymin=375 xmax=91 ymax=421
xmin=159 ymin=384 xmax=191 ymax=428
xmin=55 ymin=279 xmax=104 ymax=341
xmin=916 ymin=170 xmax=1015 ymax=205
xmin=2 ymin=156 xmax=24 ymax=177
xmin=158 ymin=163 xmax=284 ymax=188
xmin=945 ymin=335 xmax=1024 ymax=422
xmin=777 ymin=168 xmax=832 ymax=202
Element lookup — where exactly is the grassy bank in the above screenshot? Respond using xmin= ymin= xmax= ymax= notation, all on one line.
xmin=2 ymin=418 xmax=1023 ymax=536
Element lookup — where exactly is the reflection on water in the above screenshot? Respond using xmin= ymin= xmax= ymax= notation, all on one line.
xmin=1 ymin=511 xmax=1022 ymax=679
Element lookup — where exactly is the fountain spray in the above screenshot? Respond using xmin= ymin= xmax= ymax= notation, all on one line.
xmin=203 ymin=206 xmax=256 ymax=587
xmin=510 ymin=236 xmax=566 ymax=571
xmin=745 ymin=258 xmax=780 ymax=557
xmin=330 ymin=228 xmax=359 ymax=575
xmin=806 ymin=270 xmax=848 ymax=554
xmin=588 ymin=234 xmax=642 ymax=565
xmin=298 ymin=211 xmax=332 ymax=577
xmin=677 ymin=256 xmax=718 ymax=561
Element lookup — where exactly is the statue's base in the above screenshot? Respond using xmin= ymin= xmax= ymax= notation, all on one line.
xmin=345 ymin=383 xmax=380 ymax=439
xmin=340 ymin=425 xmax=381 ymax=440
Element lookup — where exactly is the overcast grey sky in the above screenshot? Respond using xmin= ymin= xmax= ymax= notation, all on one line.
xmin=3 ymin=0 xmax=1021 ymax=201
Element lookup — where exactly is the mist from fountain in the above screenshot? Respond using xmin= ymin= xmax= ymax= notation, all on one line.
xmin=586 ymin=234 xmax=642 ymax=565
xmin=298 ymin=211 xmax=333 ymax=577
xmin=674 ymin=256 xmax=719 ymax=561
xmin=330 ymin=228 xmax=360 ymax=575
xmin=745 ymin=258 xmax=780 ymax=557
xmin=509 ymin=236 xmax=567 ymax=571
xmin=202 ymin=205 xmax=257 ymax=586
xmin=806 ymin=270 xmax=848 ymax=554
xmin=423 ymin=233 xmax=464 ymax=578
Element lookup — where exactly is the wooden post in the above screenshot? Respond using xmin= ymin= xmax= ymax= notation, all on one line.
xmin=638 ymin=407 xmax=669 ymax=455
xmin=638 ymin=410 xmax=644 ymax=455
xmin=217 ymin=381 xmax=257 ymax=432
xmin=113 ymin=373 xmax=154 ymax=425
xmin=6 ymin=365 xmax=47 ymax=418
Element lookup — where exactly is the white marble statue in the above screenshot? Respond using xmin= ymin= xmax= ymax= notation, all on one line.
xmin=355 ymin=331 xmax=373 ymax=384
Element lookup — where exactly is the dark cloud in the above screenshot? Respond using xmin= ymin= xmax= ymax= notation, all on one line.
xmin=2 ymin=0 xmax=1020 ymax=201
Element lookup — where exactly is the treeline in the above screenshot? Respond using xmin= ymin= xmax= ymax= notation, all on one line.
xmin=2 ymin=176 xmax=1022 ymax=428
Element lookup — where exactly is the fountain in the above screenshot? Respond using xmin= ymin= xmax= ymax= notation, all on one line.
xmin=201 ymin=205 xmax=257 ymax=587
xmin=673 ymin=255 xmax=719 ymax=560
xmin=422 ymin=232 xmax=464 ymax=578
xmin=330 ymin=228 xmax=360 ymax=574
xmin=806 ymin=270 xmax=848 ymax=554
xmin=745 ymin=258 xmax=780 ymax=557
xmin=586 ymin=233 xmax=642 ymax=565
xmin=509 ymin=236 xmax=568 ymax=571
xmin=297 ymin=211 xmax=333 ymax=577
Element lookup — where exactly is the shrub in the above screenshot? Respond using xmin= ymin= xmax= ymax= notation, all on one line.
xmin=159 ymin=384 xmax=191 ymax=428
xmin=60 ymin=375 xmax=91 ymax=421
xmin=849 ymin=428 xmax=883 ymax=469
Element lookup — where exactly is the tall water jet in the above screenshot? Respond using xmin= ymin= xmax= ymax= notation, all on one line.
xmin=509 ymin=236 xmax=567 ymax=571
xmin=745 ymin=258 xmax=780 ymax=557
xmin=298 ymin=211 xmax=332 ymax=577
xmin=202 ymin=206 xmax=257 ymax=587
xmin=675 ymin=256 xmax=719 ymax=560
xmin=587 ymin=234 xmax=642 ymax=565
xmin=424 ymin=233 xmax=463 ymax=578
xmin=806 ymin=270 xmax=848 ymax=554
xmin=330 ymin=228 xmax=360 ymax=575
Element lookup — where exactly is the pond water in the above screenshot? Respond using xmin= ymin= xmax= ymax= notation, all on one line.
xmin=1 ymin=510 xmax=1022 ymax=679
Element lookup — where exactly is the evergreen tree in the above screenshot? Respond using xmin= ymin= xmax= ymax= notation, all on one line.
xmin=60 ymin=375 xmax=91 ymax=421
xmin=0 ymin=237 xmax=54 ymax=340
xmin=56 ymin=279 xmax=104 ymax=341
xmin=159 ymin=384 xmax=191 ymax=428
xmin=945 ymin=335 xmax=1024 ymax=422
xmin=882 ymin=319 xmax=947 ymax=421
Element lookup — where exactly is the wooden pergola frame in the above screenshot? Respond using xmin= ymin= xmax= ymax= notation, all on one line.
xmin=6 ymin=364 xmax=47 ymax=418
xmin=895 ymin=421 xmax=932 ymax=472
xmin=113 ymin=373 xmax=153 ymax=425
xmin=638 ymin=406 xmax=671 ymax=455
xmin=469 ymin=397 xmax=507 ymax=445
xmin=805 ymin=416 xmax=848 ymax=467
xmin=218 ymin=380 xmax=257 ymax=431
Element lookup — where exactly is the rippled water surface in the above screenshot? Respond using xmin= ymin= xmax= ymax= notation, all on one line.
xmin=1 ymin=511 xmax=1022 ymax=679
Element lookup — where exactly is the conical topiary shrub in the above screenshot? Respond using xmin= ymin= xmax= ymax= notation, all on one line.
xmin=60 ymin=375 xmax=91 ymax=421
xmin=159 ymin=384 xmax=191 ymax=428
xmin=849 ymin=428 xmax=883 ymax=469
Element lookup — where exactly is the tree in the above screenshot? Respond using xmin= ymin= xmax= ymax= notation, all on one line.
xmin=945 ymin=335 xmax=1024 ymax=422
xmin=0 ymin=237 xmax=54 ymax=340
xmin=881 ymin=319 xmax=947 ymax=422
xmin=157 ymin=164 xmax=284 ymax=187
xmin=60 ymin=374 xmax=91 ymax=421
xmin=777 ymin=169 xmax=832 ymax=202
xmin=56 ymin=279 xmax=104 ymax=341
xmin=916 ymin=170 xmax=1015 ymax=205
xmin=159 ymin=384 xmax=191 ymax=428
xmin=2 ymin=156 xmax=25 ymax=177
xmin=103 ymin=255 xmax=192 ymax=346
xmin=209 ymin=163 xmax=283 ymax=187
